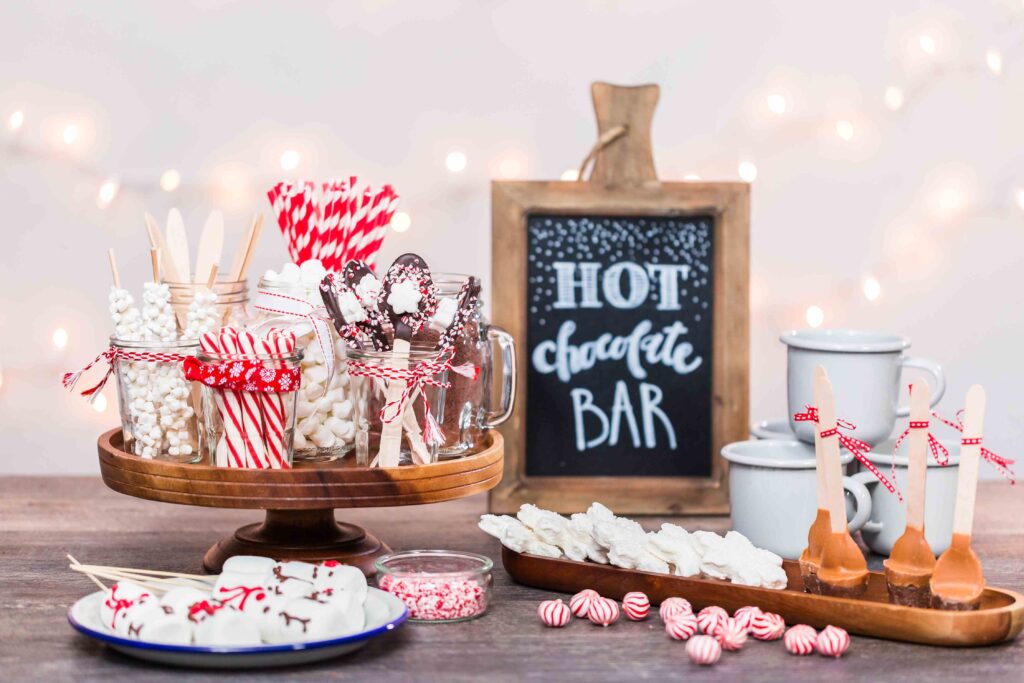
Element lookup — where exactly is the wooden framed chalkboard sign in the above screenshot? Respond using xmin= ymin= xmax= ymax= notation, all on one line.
xmin=489 ymin=83 xmax=749 ymax=515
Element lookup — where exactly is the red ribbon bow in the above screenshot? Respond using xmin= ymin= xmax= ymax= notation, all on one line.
xmin=930 ymin=409 xmax=1016 ymax=484
xmin=793 ymin=405 xmax=903 ymax=501
xmin=182 ymin=356 xmax=301 ymax=394
xmin=348 ymin=352 xmax=479 ymax=447
xmin=62 ymin=346 xmax=190 ymax=402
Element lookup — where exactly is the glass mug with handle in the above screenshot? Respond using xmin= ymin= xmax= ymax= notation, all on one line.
xmin=413 ymin=273 xmax=516 ymax=458
xmin=781 ymin=329 xmax=945 ymax=446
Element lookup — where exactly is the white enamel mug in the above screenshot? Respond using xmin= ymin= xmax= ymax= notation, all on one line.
xmin=721 ymin=439 xmax=873 ymax=560
xmin=781 ymin=329 xmax=945 ymax=446
xmin=853 ymin=438 xmax=959 ymax=557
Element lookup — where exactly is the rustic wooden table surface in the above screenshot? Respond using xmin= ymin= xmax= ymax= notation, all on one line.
xmin=2 ymin=477 xmax=1022 ymax=682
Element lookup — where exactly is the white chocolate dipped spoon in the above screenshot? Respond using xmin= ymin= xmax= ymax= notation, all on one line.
xmin=931 ymin=384 xmax=986 ymax=610
xmin=884 ymin=381 xmax=936 ymax=606
xmin=814 ymin=366 xmax=869 ymax=598
xmin=165 ymin=208 xmax=191 ymax=283
xmin=194 ymin=210 xmax=224 ymax=285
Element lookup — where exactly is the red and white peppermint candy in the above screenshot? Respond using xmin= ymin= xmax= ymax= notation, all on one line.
xmin=750 ymin=611 xmax=786 ymax=641
xmin=784 ymin=624 xmax=818 ymax=656
xmin=686 ymin=634 xmax=722 ymax=666
xmin=665 ymin=612 xmax=698 ymax=641
xmin=696 ymin=605 xmax=728 ymax=635
xmin=537 ymin=599 xmax=571 ymax=628
xmin=569 ymin=589 xmax=599 ymax=618
xmin=587 ymin=597 xmax=620 ymax=627
xmin=733 ymin=605 xmax=763 ymax=632
xmin=816 ymin=625 xmax=850 ymax=658
xmin=622 ymin=592 xmax=650 ymax=621
xmin=715 ymin=617 xmax=748 ymax=651
xmin=659 ymin=596 xmax=692 ymax=621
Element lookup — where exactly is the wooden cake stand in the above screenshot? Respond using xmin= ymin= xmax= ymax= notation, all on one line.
xmin=97 ymin=429 xmax=504 ymax=575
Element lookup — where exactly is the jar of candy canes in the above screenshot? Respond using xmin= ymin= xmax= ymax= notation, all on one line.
xmin=168 ymin=279 xmax=250 ymax=332
xmin=413 ymin=274 xmax=516 ymax=458
xmin=111 ymin=338 xmax=202 ymax=463
xmin=347 ymin=344 xmax=452 ymax=467
xmin=376 ymin=550 xmax=493 ymax=622
xmin=250 ymin=263 xmax=354 ymax=463
xmin=193 ymin=348 xmax=303 ymax=469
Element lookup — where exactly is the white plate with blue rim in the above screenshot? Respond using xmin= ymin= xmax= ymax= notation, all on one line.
xmin=68 ymin=588 xmax=408 ymax=669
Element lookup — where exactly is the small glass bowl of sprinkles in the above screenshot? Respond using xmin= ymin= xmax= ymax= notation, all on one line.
xmin=375 ymin=550 xmax=493 ymax=623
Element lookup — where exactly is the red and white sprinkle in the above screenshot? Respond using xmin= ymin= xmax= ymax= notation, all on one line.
xmin=816 ymin=625 xmax=850 ymax=658
xmin=784 ymin=624 xmax=818 ymax=656
xmin=665 ymin=612 xmax=698 ymax=641
xmin=587 ymin=596 xmax=620 ymax=627
xmin=686 ymin=634 xmax=722 ymax=666
xmin=537 ymin=599 xmax=571 ymax=628
xmin=378 ymin=573 xmax=486 ymax=622
xmin=715 ymin=617 xmax=748 ymax=651
xmin=659 ymin=597 xmax=692 ymax=621
xmin=696 ymin=605 xmax=728 ymax=635
xmin=569 ymin=589 xmax=599 ymax=618
xmin=622 ymin=592 xmax=650 ymax=621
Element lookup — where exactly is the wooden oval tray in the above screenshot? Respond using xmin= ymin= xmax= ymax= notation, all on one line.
xmin=96 ymin=429 xmax=503 ymax=574
xmin=502 ymin=547 xmax=1024 ymax=647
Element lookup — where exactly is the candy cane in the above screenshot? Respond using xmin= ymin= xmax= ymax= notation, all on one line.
xmin=200 ymin=332 xmax=244 ymax=468
xmin=257 ymin=329 xmax=294 ymax=469
xmin=220 ymin=327 xmax=269 ymax=469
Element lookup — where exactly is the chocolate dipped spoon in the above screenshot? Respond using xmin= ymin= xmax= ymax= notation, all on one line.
xmin=434 ymin=276 xmax=482 ymax=353
xmin=814 ymin=366 xmax=869 ymax=599
xmin=884 ymin=381 xmax=936 ymax=607
xmin=376 ymin=254 xmax=437 ymax=468
xmin=342 ymin=260 xmax=390 ymax=351
xmin=799 ymin=397 xmax=830 ymax=595
xmin=318 ymin=274 xmax=363 ymax=347
xmin=931 ymin=384 xmax=986 ymax=611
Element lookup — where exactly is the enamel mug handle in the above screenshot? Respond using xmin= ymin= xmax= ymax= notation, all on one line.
xmin=842 ymin=473 xmax=874 ymax=533
xmin=850 ymin=470 xmax=884 ymax=533
xmin=896 ymin=357 xmax=945 ymax=417
xmin=483 ymin=326 xmax=517 ymax=428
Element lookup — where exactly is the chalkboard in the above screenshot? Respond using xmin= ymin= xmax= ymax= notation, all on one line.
xmin=490 ymin=180 xmax=749 ymax=515
xmin=525 ymin=214 xmax=714 ymax=477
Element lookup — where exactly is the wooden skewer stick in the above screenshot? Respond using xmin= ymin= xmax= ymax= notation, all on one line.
xmin=150 ymin=248 xmax=162 ymax=283
xmin=68 ymin=554 xmax=108 ymax=591
xmin=206 ymin=263 xmax=219 ymax=289
xmin=69 ymin=562 xmax=212 ymax=581
xmin=144 ymin=213 xmax=183 ymax=282
xmin=235 ymin=214 xmax=263 ymax=281
xmin=107 ymin=248 xmax=121 ymax=289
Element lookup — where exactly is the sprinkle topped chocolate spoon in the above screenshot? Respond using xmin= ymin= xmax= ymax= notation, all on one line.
xmin=318 ymin=274 xmax=363 ymax=348
xmin=375 ymin=253 xmax=438 ymax=467
xmin=341 ymin=260 xmax=390 ymax=351
xmin=434 ymin=276 xmax=481 ymax=354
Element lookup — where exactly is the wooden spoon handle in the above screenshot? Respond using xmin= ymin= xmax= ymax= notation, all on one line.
xmin=377 ymin=337 xmax=411 ymax=467
xmin=906 ymin=381 xmax=931 ymax=530
xmin=953 ymin=385 xmax=986 ymax=536
xmin=813 ymin=366 xmax=846 ymax=534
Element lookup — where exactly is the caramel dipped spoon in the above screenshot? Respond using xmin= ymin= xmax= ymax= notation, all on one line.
xmin=799 ymin=395 xmax=829 ymax=595
xmin=815 ymin=366 xmax=869 ymax=599
xmin=884 ymin=381 xmax=936 ymax=606
xmin=931 ymin=384 xmax=986 ymax=610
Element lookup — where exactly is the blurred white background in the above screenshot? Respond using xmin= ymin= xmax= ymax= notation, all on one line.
xmin=2 ymin=0 xmax=1022 ymax=477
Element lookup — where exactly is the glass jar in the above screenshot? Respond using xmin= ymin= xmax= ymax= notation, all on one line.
xmin=195 ymin=349 xmax=303 ymax=469
xmin=111 ymin=337 xmax=202 ymax=463
xmin=413 ymin=274 xmax=516 ymax=458
xmin=347 ymin=344 xmax=449 ymax=467
xmin=249 ymin=277 xmax=352 ymax=463
xmin=167 ymin=279 xmax=250 ymax=332
xmin=375 ymin=550 xmax=493 ymax=623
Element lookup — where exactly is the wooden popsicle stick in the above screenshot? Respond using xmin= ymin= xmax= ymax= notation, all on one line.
xmin=378 ymin=337 xmax=411 ymax=467
xmin=905 ymin=381 xmax=931 ymax=530
xmin=107 ymin=248 xmax=121 ymax=289
xmin=150 ymin=248 xmax=161 ymax=283
xmin=230 ymin=214 xmax=263 ymax=281
xmin=165 ymin=208 xmax=191 ymax=283
xmin=953 ymin=385 xmax=986 ymax=536
xmin=814 ymin=367 xmax=846 ymax=534
xmin=206 ymin=263 xmax=219 ymax=289
xmin=144 ymin=213 xmax=183 ymax=282
xmin=194 ymin=210 xmax=224 ymax=284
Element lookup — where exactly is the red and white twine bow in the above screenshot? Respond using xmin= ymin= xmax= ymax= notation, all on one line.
xmin=347 ymin=352 xmax=479 ymax=446
xmin=62 ymin=346 xmax=190 ymax=402
xmin=930 ymin=409 xmax=1016 ymax=484
xmin=893 ymin=419 xmax=950 ymax=467
xmin=182 ymin=356 xmax=300 ymax=393
xmin=793 ymin=405 xmax=903 ymax=500
xmin=252 ymin=288 xmax=335 ymax=390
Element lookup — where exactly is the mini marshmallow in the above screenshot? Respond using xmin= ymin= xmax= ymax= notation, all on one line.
xmin=264 ymin=562 xmax=316 ymax=598
xmin=212 ymin=573 xmax=272 ymax=615
xmin=429 ymin=296 xmax=458 ymax=330
xmin=160 ymin=586 xmax=209 ymax=615
xmin=337 ymin=291 xmax=367 ymax=323
xmin=265 ymin=596 xmax=364 ymax=644
xmin=280 ymin=263 xmax=301 ymax=283
xmin=222 ymin=555 xmax=278 ymax=576
xmin=355 ymin=273 xmax=381 ymax=304
xmin=101 ymin=581 xmax=153 ymax=632
xmin=133 ymin=613 xmax=194 ymax=645
xmin=332 ymin=400 xmax=352 ymax=419
xmin=310 ymin=426 xmax=336 ymax=449
xmin=296 ymin=401 xmax=316 ymax=419
xmin=386 ymin=278 xmax=422 ymax=315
